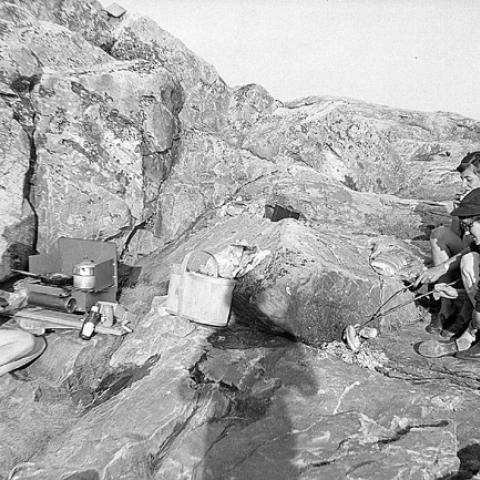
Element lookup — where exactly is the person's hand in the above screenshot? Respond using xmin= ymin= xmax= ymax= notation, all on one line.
xmin=453 ymin=193 xmax=464 ymax=208
xmin=413 ymin=264 xmax=448 ymax=287
xmin=453 ymin=191 xmax=468 ymax=208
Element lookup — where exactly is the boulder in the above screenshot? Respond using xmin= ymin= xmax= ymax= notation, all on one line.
xmin=0 ymin=372 xmax=77 ymax=477
xmin=153 ymin=130 xmax=277 ymax=245
xmin=3 ymin=0 xmax=115 ymax=51
xmin=109 ymin=14 xmax=232 ymax=131
xmin=153 ymin=136 xmax=450 ymax=251
xmin=129 ymin=213 xmax=423 ymax=347
xmin=0 ymin=5 xmax=110 ymax=87
xmin=29 ymin=61 xmax=181 ymax=253
xmin=0 ymin=99 xmax=35 ymax=279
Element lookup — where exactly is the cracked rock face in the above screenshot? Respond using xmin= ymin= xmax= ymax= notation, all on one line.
xmin=6 ymin=299 xmax=476 ymax=480
xmin=222 ymin=95 xmax=480 ymax=200
xmin=133 ymin=214 xmax=422 ymax=346
xmin=30 ymin=63 xmax=180 ymax=252
xmin=1 ymin=1 xmax=184 ymax=259
xmin=3 ymin=1 xmax=480 ymax=479
xmin=109 ymin=14 xmax=232 ymax=131
xmin=0 ymin=99 xmax=35 ymax=280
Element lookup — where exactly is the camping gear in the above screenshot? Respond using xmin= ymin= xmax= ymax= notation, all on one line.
xmin=198 ymin=243 xmax=271 ymax=279
xmin=369 ymin=254 xmax=409 ymax=277
xmin=13 ymin=307 xmax=130 ymax=336
xmin=72 ymin=260 xmax=98 ymax=290
xmin=166 ymin=250 xmax=236 ymax=327
xmin=100 ymin=302 xmax=115 ymax=327
xmin=342 ymin=281 xmax=457 ymax=351
xmin=26 ymin=290 xmax=77 ymax=313
xmin=79 ymin=305 xmax=102 ymax=340
xmin=368 ymin=242 xmax=421 ymax=279
xmin=23 ymin=237 xmax=118 ymax=313
xmin=344 ymin=325 xmax=361 ymax=352
xmin=11 ymin=269 xmax=73 ymax=287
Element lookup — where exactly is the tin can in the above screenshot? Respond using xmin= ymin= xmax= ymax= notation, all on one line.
xmin=102 ymin=304 xmax=115 ymax=327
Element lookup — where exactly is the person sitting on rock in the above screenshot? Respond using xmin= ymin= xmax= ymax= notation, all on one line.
xmin=415 ymin=152 xmax=480 ymax=336
xmin=0 ymin=294 xmax=46 ymax=377
xmin=416 ymin=187 xmax=480 ymax=359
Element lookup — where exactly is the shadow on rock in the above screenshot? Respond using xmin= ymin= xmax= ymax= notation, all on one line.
xmin=437 ymin=443 xmax=480 ymax=480
xmin=117 ymin=264 xmax=143 ymax=289
xmin=185 ymin=301 xmax=318 ymax=480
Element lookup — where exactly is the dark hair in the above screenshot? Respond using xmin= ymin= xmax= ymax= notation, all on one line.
xmin=457 ymin=151 xmax=480 ymax=174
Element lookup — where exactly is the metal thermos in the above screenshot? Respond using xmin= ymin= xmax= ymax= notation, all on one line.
xmin=73 ymin=260 xmax=96 ymax=291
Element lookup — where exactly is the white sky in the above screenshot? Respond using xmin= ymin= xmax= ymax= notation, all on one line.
xmin=111 ymin=0 xmax=480 ymax=120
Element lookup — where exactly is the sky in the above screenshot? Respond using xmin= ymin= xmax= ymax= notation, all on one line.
xmin=109 ymin=0 xmax=480 ymax=120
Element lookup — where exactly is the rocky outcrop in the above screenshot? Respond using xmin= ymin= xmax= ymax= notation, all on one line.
xmin=4 ymin=0 xmax=116 ymax=50
xmin=0 ymin=1 xmax=184 ymax=257
xmin=2 ymin=0 xmax=479 ymax=266
xmin=131 ymin=214 xmax=422 ymax=346
xmin=223 ymin=95 xmax=480 ymax=200
xmin=6 ymin=299 xmax=480 ymax=480
xmin=0 ymin=94 xmax=35 ymax=278
xmin=30 ymin=61 xmax=181 ymax=252
xmin=3 ymin=1 xmax=480 ymax=479
xmin=109 ymin=14 xmax=231 ymax=131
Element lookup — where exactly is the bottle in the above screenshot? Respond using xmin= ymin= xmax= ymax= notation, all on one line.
xmin=79 ymin=305 xmax=101 ymax=340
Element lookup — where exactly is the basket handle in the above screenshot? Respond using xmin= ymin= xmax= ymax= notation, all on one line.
xmin=180 ymin=250 xmax=220 ymax=278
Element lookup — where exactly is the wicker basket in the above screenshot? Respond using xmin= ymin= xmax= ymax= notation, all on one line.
xmin=166 ymin=250 xmax=236 ymax=327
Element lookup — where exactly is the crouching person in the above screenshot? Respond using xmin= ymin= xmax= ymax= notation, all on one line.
xmin=417 ymin=187 xmax=480 ymax=358
xmin=419 ymin=152 xmax=480 ymax=333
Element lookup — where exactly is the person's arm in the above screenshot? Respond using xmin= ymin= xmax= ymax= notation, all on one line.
xmin=413 ymin=247 xmax=469 ymax=287
xmin=451 ymin=215 xmax=462 ymax=237
xmin=451 ymin=190 xmax=465 ymax=237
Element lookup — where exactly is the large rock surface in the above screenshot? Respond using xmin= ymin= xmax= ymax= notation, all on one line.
xmin=130 ymin=213 xmax=422 ymax=346
xmin=30 ymin=61 xmax=180 ymax=252
xmin=223 ymin=94 xmax=480 ymax=200
xmin=1 ymin=1 xmax=183 ymax=255
xmin=109 ymin=14 xmax=232 ymax=131
xmin=2 ymin=1 xmax=480 ymax=479
xmin=5 ymin=298 xmax=480 ymax=480
xmin=0 ymin=96 xmax=35 ymax=279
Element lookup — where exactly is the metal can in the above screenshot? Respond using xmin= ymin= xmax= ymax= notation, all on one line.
xmin=102 ymin=304 xmax=115 ymax=327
